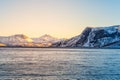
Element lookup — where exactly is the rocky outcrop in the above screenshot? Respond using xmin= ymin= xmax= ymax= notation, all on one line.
xmin=52 ymin=25 xmax=120 ymax=48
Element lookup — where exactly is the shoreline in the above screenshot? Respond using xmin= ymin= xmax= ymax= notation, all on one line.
xmin=0 ymin=46 xmax=120 ymax=49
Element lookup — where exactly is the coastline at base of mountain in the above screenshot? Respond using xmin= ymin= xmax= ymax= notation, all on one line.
xmin=1 ymin=25 xmax=120 ymax=48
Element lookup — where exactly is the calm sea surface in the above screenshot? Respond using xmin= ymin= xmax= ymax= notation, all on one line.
xmin=0 ymin=48 xmax=120 ymax=80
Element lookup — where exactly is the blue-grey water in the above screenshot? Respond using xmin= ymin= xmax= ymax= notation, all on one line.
xmin=0 ymin=48 xmax=120 ymax=80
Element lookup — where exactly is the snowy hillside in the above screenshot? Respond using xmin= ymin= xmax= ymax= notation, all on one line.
xmin=32 ymin=34 xmax=59 ymax=43
xmin=0 ymin=34 xmax=33 ymax=46
xmin=52 ymin=25 xmax=120 ymax=48
xmin=0 ymin=34 xmax=61 ymax=47
xmin=1 ymin=25 xmax=120 ymax=48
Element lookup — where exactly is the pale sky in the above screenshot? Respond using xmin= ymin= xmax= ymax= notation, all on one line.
xmin=0 ymin=0 xmax=120 ymax=38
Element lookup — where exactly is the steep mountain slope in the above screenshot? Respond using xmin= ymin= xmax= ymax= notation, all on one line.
xmin=83 ymin=25 xmax=120 ymax=47
xmin=52 ymin=25 xmax=120 ymax=48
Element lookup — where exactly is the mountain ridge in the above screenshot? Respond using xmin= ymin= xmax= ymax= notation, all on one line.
xmin=0 ymin=34 xmax=60 ymax=47
xmin=52 ymin=25 xmax=120 ymax=48
xmin=1 ymin=25 xmax=120 ymax=48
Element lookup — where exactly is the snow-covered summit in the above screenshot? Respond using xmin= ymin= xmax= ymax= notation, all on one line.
xmin=0 ymin=34 xmax=61 ymax=47
xmin=52 ymin=25 xmax=120 ymax=48
xmin=0 ymin=34 xmax=33 ymax=46
xmin=32 ymin=34 xmax=58 ymax=43
xmin=13 ymin=34 xmax=29 ymax=39
xmin=11 ymin=34 xmax=33 ymax=42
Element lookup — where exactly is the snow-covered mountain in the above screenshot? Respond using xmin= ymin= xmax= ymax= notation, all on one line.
xmin=52 ymin=25 xmax=120 ymax=48
xmin=32 ymin=34 xmax=59 ymax=43
xmin=0 ymin=34 xmax=61 ymax=47
xmin=0 ymin=34 xmax=33 ymax=47
xmin=1 ymin=25 xmax=120 ymax=48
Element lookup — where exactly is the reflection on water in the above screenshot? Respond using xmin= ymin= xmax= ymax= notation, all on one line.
xmin=0 ymin=48 xmax=120 ymax=80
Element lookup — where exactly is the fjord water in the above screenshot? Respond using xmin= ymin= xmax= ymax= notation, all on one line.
xmin=0 ymin=48 xmax=120 ymax=80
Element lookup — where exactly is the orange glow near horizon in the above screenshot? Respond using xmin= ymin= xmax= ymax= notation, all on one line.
xmin=1 ymin=0 xmax=120 ymax=38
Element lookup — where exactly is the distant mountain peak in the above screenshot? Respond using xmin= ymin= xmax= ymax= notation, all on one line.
xmin=0 ymin=34 xmax=61 ymax=47
xmin=39 ymin=34 xmax=58 ymax=40
xmin=32 ymin=34 xmax=59 ymax=44
xmin=40 ymin=34 xmax=55 ymax=38
xmin=12 ymin=34 xmax=29 ymax=39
